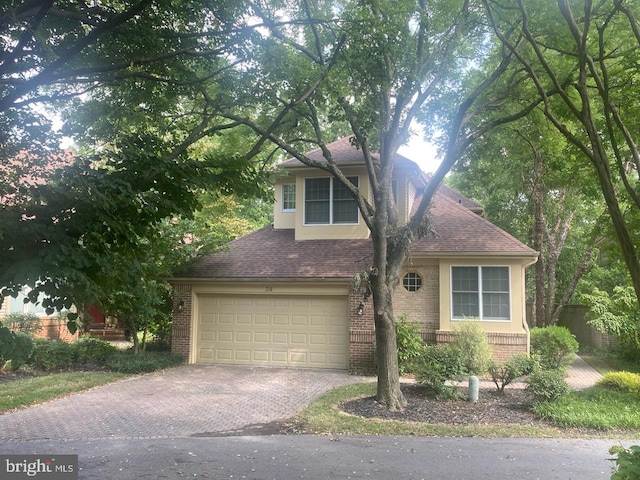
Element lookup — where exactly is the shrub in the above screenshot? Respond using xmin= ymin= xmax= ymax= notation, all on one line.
xmin=395 ymin=315 xmax=425 ymax=375
xmin=105 ymin=351 xmax=184 ymax=374
xmin=2 ymin=312 xmax=42 ymax=336
xmin=414 ymin=344 xmax=464 ymax=399
xmin=488 ymin=354 xmax=537 ymax=392
xmin=526 ymin=369 xmax=569 ymax=403
xmin=530 ymin=325 xmax=579 ymax=372
xmin=73 ymin=336 xmax=119 ymax=363
xmin=30 ymin=339 xmax=75 ymax=370
xmin=0 ymin=327 xmax=33 ymax=371
xmin=597 ymin=371 xmax=640 ymax=395
xmin=451 ymin=321 xmax=492 ymax=375
xmin=609 ymin=445 xmax=640 ymax=480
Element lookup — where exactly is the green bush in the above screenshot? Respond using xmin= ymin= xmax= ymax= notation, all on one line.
xmin=597 ymin=371 xmax=640 ymax=395
xmin=30 ymin=339 xmax=75 ymax=370
xmin=610 ymin=445 xmax=640 ymax=480
xmin=73 ymin=336 xmax=119 ymax=363
xmin=488 ymin=354 xmax=537 ymax=392
xmin=2 ymin=312 xmax=43 ymax=336
xmin=0 ymin=327 xmax=34 ymax=371
xmin=526 ymin=369 xmax=569 ymax=403
xmin=395 ymin=315 xmax=425 ymax=375
xmin=451 ymin=321 xmax=493 ymax=375
xmin=530 ymin=325 xmax=579 ymax=372
xmin=414 ymin=344 xmax=464 ymax=399
xmin=105 ymin=351 xmax=184 ymax=374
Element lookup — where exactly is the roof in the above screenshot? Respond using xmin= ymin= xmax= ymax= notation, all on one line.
xmin=175 ymin=189 xmax=536 ymax=280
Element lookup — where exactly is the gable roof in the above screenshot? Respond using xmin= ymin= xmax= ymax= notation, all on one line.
xmin=175 ymin=188 xmax=536 ymax=280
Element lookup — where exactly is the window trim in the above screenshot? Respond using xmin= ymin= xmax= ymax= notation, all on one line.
xmin=450 ymin=265 xmax=511 ymax=322
xmin=303 ymin=176 xmax=360 ymax=226
xmin=6 ymin=288 xmax=49 ymax=317
xmin=281 ymin=183 xmax=296 ymax=212
xmin=402 ymin=272 xmax=422 ymax=292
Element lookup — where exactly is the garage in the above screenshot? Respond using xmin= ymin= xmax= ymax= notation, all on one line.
xmin=196 ymin=295 xmax=349 ymax=369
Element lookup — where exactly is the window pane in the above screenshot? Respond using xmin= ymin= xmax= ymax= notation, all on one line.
xmin=452 ymin=293 xmax=479 ymax=318
xmin=332 ymin=176 xmax=359 ymax=224
xmin=482 ymin=293 xmax=509 ymax=319
xmin=282 ymin=184 xmax=296 ymax=211
xmin=305 ymin=178 xmax=330 ymax=224
xmin=452 ymin=267 xmax=478 ymax=292
xmin=482 ymin=267 xmax=509 ymax=292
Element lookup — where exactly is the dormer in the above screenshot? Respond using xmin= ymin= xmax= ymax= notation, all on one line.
xmin=273 ymin=137 xmax=429 ymax=241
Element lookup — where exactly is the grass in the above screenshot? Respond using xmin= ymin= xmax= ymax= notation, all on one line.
xmin=291 ymin=382 xmax=640 ymax=439
xmin=0 ymin=371 xmax=127 ymax=413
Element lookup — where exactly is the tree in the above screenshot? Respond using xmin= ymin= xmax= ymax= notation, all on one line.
xmin=0 ymin=2 xmax=271 ymax=326
xmin=448 ymin=111 xmax=601 ymax=326
xmin=483 ymin=0 xmax=640 ymax=305
xmin=218 ymin=0 xmax=540 ymax=410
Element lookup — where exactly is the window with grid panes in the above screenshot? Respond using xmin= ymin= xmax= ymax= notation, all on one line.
xmin=451 ymin=266 xmax=510 ymax=320
xmin=304 ymin=176 xmax=359 ymax=224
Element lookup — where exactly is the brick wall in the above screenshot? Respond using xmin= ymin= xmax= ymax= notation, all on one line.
xmin=349 ymin=292 xmax=376 ymax=374
xmin=435 ymin=330 xmax=529 ymax=362
xmin=171 ymin=283 xmax=192 ymax=360
xmin=32 ymin=317 xmax=79 ymax=342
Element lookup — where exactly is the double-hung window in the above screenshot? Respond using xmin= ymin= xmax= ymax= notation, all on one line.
xmin=282 ymin=184 xmax=296 ymax=212
xmin=304 ymin=176 xmax=359 ymax=225
xmin=451 ymin=266 xmax=510 ymax=321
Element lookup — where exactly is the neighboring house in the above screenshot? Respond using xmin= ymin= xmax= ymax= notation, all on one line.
xmin=170 ymin=137 xmax=538 ymax=372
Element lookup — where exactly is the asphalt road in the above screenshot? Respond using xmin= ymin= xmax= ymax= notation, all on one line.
xmin=0 ymin=434 xmax=629 ymax=479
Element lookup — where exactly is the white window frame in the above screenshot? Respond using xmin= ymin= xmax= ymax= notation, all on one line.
xmin=6 ymin=288 xmax=48 ymax=317
xmin=281 ymin=183 xmax=296 ymax=212
xmin=303 ymin=176 xmax=359 ymax=225
xmin=450 ymin=265 xmax=511 ymax=322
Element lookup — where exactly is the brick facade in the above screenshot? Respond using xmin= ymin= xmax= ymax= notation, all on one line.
xmin=171 ymin=283 xmax=192 ymax=359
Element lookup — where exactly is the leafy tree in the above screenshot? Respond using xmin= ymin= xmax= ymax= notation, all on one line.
xmin=448 ymin=111 xmax=602 ymax=326
xmin=582 ymin=285 xmax=640 ymax=350
xmin=0 ymin=2 xmax=271 ymax=329
xmin=483 ymin=0 xmax=640 ymax=305
xmin=218 ymin=0 xmax=540 ymax=410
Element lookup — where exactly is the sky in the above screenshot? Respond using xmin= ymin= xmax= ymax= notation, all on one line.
xmin=398 ymin=135 xmax=442 ymax=174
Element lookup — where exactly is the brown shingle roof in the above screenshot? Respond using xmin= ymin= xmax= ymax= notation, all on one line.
xmin=175 ymin=189 xmax=536 ymax=280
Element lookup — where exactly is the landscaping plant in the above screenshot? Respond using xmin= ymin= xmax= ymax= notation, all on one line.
xmin=488 ymin=354 xmax=536 ymax=393
xmin=597 ymin=371 xmax=640 ymax=395
xmin=451 ymin=320 xmax=493 ymax=375
xmin=609 ymin=445 xmax=640 ymax=480
xmin=394 ymin=314 xmax=425 ymax=375
xmin=526 ymin=369 xmax=569 ymax=403
xmin=414 ymin=344 xmax=464 ymax=400
xmin=0 ymin=326 xmax=33 ymax=371
xmin=530 ymin=325 xmax=579 ymax=372
xmin=1 ymin=312 xmax=42 ymax=336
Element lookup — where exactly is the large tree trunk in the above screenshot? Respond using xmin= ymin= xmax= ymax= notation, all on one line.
xmin=532 ymin=147 xmax=545 ymax=327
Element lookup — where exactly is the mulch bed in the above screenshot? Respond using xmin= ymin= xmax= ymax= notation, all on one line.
xmin=340 ymin=383 xmax=550 ymax=427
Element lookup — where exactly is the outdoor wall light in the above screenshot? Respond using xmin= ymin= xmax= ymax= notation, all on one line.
xmin=357 ymin=302 xmax=364 ymax=316
xmin=177 ymin=300 xmax=185 ymax=312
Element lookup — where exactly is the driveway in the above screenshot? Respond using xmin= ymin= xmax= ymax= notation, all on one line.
xmin=0 ymin=365 xmax=366 ymax=441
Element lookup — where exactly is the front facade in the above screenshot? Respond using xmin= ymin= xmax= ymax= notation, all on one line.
xmin=171 ymin=138 xmax=538 ymax=373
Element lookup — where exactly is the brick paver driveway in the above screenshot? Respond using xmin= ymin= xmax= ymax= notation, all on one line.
xmin=0 ymin=365 xmax=365 ymax=441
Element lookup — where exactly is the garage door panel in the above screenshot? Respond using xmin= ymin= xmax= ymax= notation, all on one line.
xmin=197 ymin=295 xmax=348 ymax=369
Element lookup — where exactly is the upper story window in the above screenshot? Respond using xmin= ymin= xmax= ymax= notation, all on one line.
xmin=451 ymin=266 xmax=510 ymax=321
xmin=282 ymin=184 xmax=296 ymax=212
xmin=304 ymin=176 xmax=359 ymax=225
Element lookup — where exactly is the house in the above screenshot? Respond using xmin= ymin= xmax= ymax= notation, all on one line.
xmin=170 ymin=137 xmax=538 ymax=373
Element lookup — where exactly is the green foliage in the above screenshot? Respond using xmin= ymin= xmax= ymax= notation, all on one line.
xmin=530 ymin=326 xmax=579 ymax=372
xmin=597 ymin=372 xmax=640 ymax=395
xmin=2 ymin=312 xmax=42 ymax=336
xmin=73 ymin=336 xmax=119 ymax=363
xmin=583 ymin=286 xmax=640 ymax=350
xmin=0 ymin=327 xmax=33 ymax=371
xmin=30 ymin=339 xmax=75 ymax=370
xmin=414 ymin=344 xmax=464 ymax=400
xmin=610 ymin=445 xmax=640 ymax=480
xmin=394 ymin=315 xmax=425 ymax=375
xmin=488 ymin=354 xmax=537 ymax=392
xmin=105 ymin=351 xmax=184 ymax=374
xmin=451 ymin=321 xmax=493 ymax=375
xmin=526 ymin=369 xmax=569 ymax=404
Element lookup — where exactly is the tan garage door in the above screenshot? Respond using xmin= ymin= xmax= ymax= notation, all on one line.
xmin=196 ymin=295 xmax=349 ymax=369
